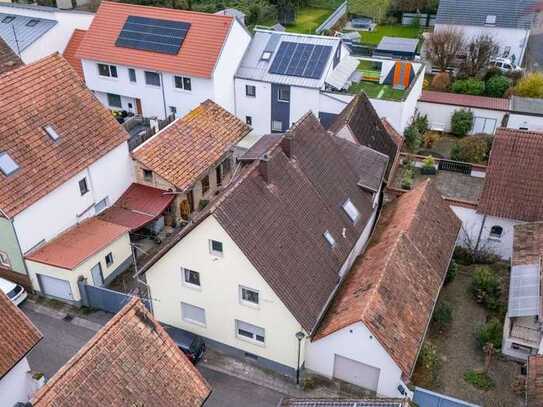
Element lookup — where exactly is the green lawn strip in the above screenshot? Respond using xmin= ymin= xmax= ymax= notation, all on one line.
xmin=348 ymin=81 xmax=405 ymax=101
xmin=285 ymin=7 xmax=332 ymax=34
xmin=360 ymin=24 xmax=422 ymax=46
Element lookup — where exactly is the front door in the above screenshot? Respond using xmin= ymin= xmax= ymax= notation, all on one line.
xmin=91 ymin=263 xmax=104 ymax=287
xmin=135 ymin=98 xmax=143 ymax=115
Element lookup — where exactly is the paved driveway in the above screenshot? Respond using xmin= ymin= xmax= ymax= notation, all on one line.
xmin=22 ymin=301 xmax=285 ymax=406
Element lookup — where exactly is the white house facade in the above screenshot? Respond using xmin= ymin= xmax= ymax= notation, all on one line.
xmin=0 ymin=357 xmax=42 ymax=407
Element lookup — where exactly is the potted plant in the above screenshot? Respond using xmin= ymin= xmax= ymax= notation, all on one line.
xmin=421 ymin=155 xmax=437 ymax=175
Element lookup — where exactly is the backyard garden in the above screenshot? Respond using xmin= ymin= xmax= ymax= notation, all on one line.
xmin=413 ymin=250 xmax=525 ymax=407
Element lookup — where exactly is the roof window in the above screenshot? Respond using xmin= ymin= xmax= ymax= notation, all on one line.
xmin=342 ymin=199 xmax=360 ymax=224
xmin=0 ymin=152 xmax=19 ymax=176
xmin=1 ymin=16 xmax=15 ymax=24
xmin=261 ymin=51 xmax=272 ymax=61
xmin=44 ymin=125 xmax=60 ymax=141
xmin=324 ymin=230 xmax=336 ymax=247
xmin=485 ymin=15 xmax=496 ymax=25
xmin=26 ymin=19 xmax=40 ymax=27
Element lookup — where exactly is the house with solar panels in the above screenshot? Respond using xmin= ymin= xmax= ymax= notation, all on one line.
xmin=76 ymin=1 xmax=251 ymax=120
xmin=0 ymin=3 xmax=93 ymax=63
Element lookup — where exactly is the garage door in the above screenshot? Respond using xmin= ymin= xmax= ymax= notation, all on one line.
xmin=333 ymin=354 xmax=380 ymax=392
xmin=38 ymin=275 xmax=73 ymax=301
xmin=472 ymin=117 xmax=497 ymax=134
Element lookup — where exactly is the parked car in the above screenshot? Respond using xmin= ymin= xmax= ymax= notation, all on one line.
xmin=165 ymin=326 xmax=206 ymax=364
xmin=0 ymin=277 xmax=27 ymax=306
xmin=490 ymin=57 xmax=523 ymax=73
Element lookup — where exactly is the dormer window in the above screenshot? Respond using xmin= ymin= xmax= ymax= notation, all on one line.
xmin=342 ymin=199 xmax=360 ymax=224
xmin=0 ymin=152 xmax=19 ymax=176
xmin=485 ymin=15 xmax=496 ymax=25
xmin=44 ymin=125 xmax=60 ymax=141
xmin=324 ymin=230 xmax=336 ymax=247
xmin=261 ymin=51 xmax=272 ymax=61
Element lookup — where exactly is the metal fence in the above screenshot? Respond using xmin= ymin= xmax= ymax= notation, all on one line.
xmin=438 ymin=159 xmax=472 ymax=175
xmin=79 ymin=282 xmax=151 ymax=314
xmin=315 ymin=1 xmax=347 ymax=34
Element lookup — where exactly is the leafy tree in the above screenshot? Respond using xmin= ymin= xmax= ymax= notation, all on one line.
xmin=451 ymin=109 xmax=473 ymax=137
xmin=471 ymin=266 xmax=502 ymax=311
xmin=476 ymin=318 xmax=503 ymax=350
xmin=426 ymin=28 xmax=465 ymax=72
xmin=514 ymin=72 xmax=543 ymax=98
xmin=451 ymin=135 xmax=493 ymax=164
xmin=485 ymin=75 xmax=511 ymax=98
xmin=460 ymin=35 xmax=499 ymax=78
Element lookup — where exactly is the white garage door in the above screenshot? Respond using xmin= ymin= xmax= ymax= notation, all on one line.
xmin=38 ymin=275 xmax=73 ymax=301
xmin=472 ymin=117 xmax=497 ymax=134
xmin=333 ymin=354 xmax=380 ymax=392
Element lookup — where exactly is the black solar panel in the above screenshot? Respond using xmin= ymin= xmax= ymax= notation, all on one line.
xmin=269 ymin=41 xmax=333 ymax=80
xmin=116 ymin=16 xmax=191 ymax=55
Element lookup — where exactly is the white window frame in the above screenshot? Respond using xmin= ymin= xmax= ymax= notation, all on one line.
xmin=105 ymin=252 xmax=114 ymax=267
xmin=174 ymin=75 xmax=192 ymax=91
xmin=94 ymin=197 xmax=108 ymax=214
xmin=209 ymin=239 xmax=223 ymax=257
xmin=323 ymin=230 xmax=336 ymax=247
xmin=235 ymin=319 xmax=265 ymax=346
xmin=79 ymin=177 xmax=89 ymax=196
xmin=181 ymin=302 xmax=206 ymax=327
xmin=342 ymin=199 xmax=360 ymax=224
xmin=97 ymin=63 xmax=118 ymax=78
xmin=0 ymin=250 xmax=10 ymax=268
xmin=277 ymin=87 xmax=290 ymax=102
xmin=246 ymin=85 xmax=256 ymax=97
xmin=489 ymin=225 xmax=503 ymax=240
xmin=485 ymin=15 xmax=496 ymax=25
xmin=128 ymin=68 xmax=137 ymax=83
xmin=239 ymin=285 xmax=259 ymax=307
xmin=144 ymin=71 xmax=161 ymax=87
xmin=182 ymin=267 xmax=201 ymax=289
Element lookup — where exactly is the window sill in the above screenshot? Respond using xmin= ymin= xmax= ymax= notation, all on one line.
xmin=173 ymin=87 xmax=192 ymax=94
xmin=240 ymin=300 xmax=260 ymax=310
xmin=183 ymin=318 xmax=206 ymax=328
xmin=488 ymin=236 xmax=502 ymax=242
xmin=182 ymin=282 xmax=202 ymax=292
xmin=98 ymin=75 xmax=119 ymax=81
xmin=210 ymin=251 xmax=223 ymax=258
xmin=236 ymin=334 xmax=265 ymax=347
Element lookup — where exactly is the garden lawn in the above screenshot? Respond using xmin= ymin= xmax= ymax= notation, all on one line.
xmin=348 ymin=81 xmax=405 ymax=101
xmin=286 ymin=7 xmax=332 ymax=34
xmin=360 ymin=24 xmax=422 ymax=46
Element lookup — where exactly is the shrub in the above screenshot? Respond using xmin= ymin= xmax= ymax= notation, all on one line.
xmin=451 ymin=110 xmax=473 ymax=137
xmin=432 ymin=301 xmax=453 ymax=332
xmin=431 ymin=72 xmax=451 ymax=91
xmin=464 ymin=370 xmax=495 ymax=390
xmin=414 ymin=114 xmax=429 ymax=135
xmin=404 ymin=124 xmax=422 ymax=151
xmin=514 ymin=72 xmax=543 ymax=98
xmin=476 ymin=318 xmax=503 ymax=350
xmin=454 ymin=246 xmax=474 ymax=265
xmin=418 ymin=342 xmax=440 ymax=374
xmin=451 ymin=78 xmax=485 ymax=95
xmin=445 ymin=260 xmax=458 ymax=284
xmin=422 ymin=155 xmax=435 ymax=168
xmin=401 ymin=168 xmax=414 ymax=190
xmin=471 ymin=266 xmax=502 ymax=311
xmin=485 ymin=75 xmax=511 ymax=98
xmin=450 ymin=135 xmax=493 ymax=163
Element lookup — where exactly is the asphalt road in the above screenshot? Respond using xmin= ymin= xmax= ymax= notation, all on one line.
xmin=22 ymin=302 xmax=285 ymax=406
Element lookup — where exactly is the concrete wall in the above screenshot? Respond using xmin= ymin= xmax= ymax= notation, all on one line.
xmin=145 ymin=215 xmax=307 ymax=371
xmin=12 ymin=142 xmax=132 ymax=255
xmin=508 ymin=113 xmax=543 ymax=132
xmin=0 ymin=217 xmax=26 ymax=275
xmin=305 ymin=322 xmax=411 ymax=398
xmin=26 ymin=232 xmax=132 ymax=302
xmin=0 ymin=357 xmax=37 ymax=406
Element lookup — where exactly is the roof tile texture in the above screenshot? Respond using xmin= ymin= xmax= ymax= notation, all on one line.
xmin=63 ymin=29 xmax=86 ymax=79
xmin=0 ymin=54 xmax=128 ymax=217
xmin=0 ymin=36 xmax=23 ymax=75
xmin=0 ymin=291 xmax=42 ymax=378
xmin=419 ymin=90 xmax=510 ymax=111
xmin=512 ymin=222 xmax=543 ymax=266
xmin=315 ymin=180 xmax=461 ymax=377
xmin=32 ymin=298 xmax=211 ymax=406
xmin=528 ymin=354 xmax=543 ymax=406
xmin=478 ymin=128 xmax=543 ymax=221
xmin=76 ymin=1 xmax=233 ymax=78
xmin=133 ymin=99 xmax=251 ymax=191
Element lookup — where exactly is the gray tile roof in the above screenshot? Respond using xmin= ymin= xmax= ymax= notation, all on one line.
xmin=0 ymin=12 xmax=56 ymax=54
xmin=236 ymin=29 xmax=341 ymax=88
xmin=435 ymin=0 xmax=538 ymax=29
xmin=376 ymin=36 xmax=418 ymax=53
xmin=511 ymin=95 xmax=543 ymax=116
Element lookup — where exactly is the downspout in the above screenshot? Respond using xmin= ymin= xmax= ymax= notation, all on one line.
xmin=159 ymin=72 xmax=168 ymax=119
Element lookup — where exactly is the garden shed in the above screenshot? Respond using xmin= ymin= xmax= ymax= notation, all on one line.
xmin=374 ymin=36 xmax=418 ymax=60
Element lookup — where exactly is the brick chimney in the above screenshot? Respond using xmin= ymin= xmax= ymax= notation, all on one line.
xmin=281 ymin=136 xmax=295 ymax=159
xmin=259 ymin=154 xmax=272 ymax=184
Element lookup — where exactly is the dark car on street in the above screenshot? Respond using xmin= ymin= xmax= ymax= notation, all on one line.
xmin=165 ymin=326 xmax=206 ymax=364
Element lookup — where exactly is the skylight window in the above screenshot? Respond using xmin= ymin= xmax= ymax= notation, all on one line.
xmin=342 ymin=199 xmax=360 ymax=224
xmin=26 ymin=19 xmax=40 ymax=27
xmin=0 ymin=152 xmax=19 ymax=176
xmin=261 ymin=51 xmax=272 ymax=61
xmin=1 ymin=16 xmax=15 ymax=24
xmin=485 ymin=15 xmax=496 ymax=25
xmin=324 ymin=230 xmax=336 ymax=247
xmin=44 ymin=125 xmax=60 ymax=141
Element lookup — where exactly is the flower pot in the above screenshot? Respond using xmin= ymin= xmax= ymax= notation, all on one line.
xmin=421 ymin=166 xmax=437 ymax=175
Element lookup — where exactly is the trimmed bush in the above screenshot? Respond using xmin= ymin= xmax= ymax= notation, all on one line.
xmin=445 ymin=260 xmax=458 ymax=284
xmin=450 ymin=135 xmax=493 ymax=164
xmin=485 ymin=75 xmax=511 ymax=98
xmin=451 ymin=110 xmax=473 ymax=137
xmin=432 ymin=301 xmax=453 ymax=332
xmin=404 ymin=124 xmax=422 ymax=151
xmin=451 ymin=78 xmax=485 ymax=96
xmin=476 ymin=318 xmax=503 ymax=350
xmin=431 ymin=72 xmax=451 ymax=91
xmin=464 ymin=370 xmax=495 ymax=390
xmin=471 ymin=266 xmax=502 ymax=311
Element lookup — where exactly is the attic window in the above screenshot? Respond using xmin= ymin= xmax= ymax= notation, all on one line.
xmin=44 ymin=125 xmax=60 ymax=141
xmin=2 ymin=16 xmax=15 ymax=24
xmin=324 ymin=230 xmax=336 ymax=247
xmin=342 ymin=199 xmax=360 ymax=224
xmin=26 ymin=19 xmax=39 ymax=27
xmin=0 ymin=152 xmax=19 ymax=176
xmin=485 ymin=15 xmax=496 ymax=25
xmin=261 ymin=51 xmax=272 ymax=61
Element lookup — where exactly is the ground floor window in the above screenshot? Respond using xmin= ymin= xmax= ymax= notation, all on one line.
xmin=236 ymin=319 xmax=265 ymax=344
xmin=107 ymin=93 xmax=122 ymax=108
xmin=182 ymin=302 xmax=206 ymax=326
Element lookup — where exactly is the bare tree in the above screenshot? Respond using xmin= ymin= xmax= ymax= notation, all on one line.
xmin=460 ymin=34 xmax=499 ymax=78
xmin=426 ymin=28 xmax=465 ymax=72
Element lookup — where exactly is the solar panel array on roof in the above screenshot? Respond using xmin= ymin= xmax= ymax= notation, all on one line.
xmin=115 ymin=16 xmax=190 ymax=55
xmin=509 ymin=264 xmax=541 ymax=317
xmin=269 ymin=41 xmax=333 ymax=79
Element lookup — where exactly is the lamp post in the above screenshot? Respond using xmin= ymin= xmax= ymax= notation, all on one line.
xmin=295 ymin=331 xmax=305 ymax=385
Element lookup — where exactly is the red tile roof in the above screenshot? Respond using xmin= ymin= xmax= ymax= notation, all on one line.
xmin=32 ymin=298 xmax=211 ymax=407
xmin=419 ymin=90 xmax=510 ymax=111
xmin=26 ymin=218 xmax=129 ymax=270
xmin=315 ymin=180 xmax=461 ymax=377
xmin=63 ymin=29 xmax=86 ymax=79
xmin=133 ymin=99 xmax=251 ymax=191
xmin=0 ymin=291 xmax=42 ymax=379
xmin=513 ymin=222 xmax=543 ymax=266
xmin=478 ymin=128 xmax=543 ymax=221
xmin=76 ymin=1 xmax=233 ymax=78
xmin=100 ymin=183 xmax=175 ymax=231
xmin=0 ymin=36 xmax=23 ymax=75
xmin=0 ymin=54 xmax=129 ymax=218
xmin=528 ymin=354 xmax=543 ymax=407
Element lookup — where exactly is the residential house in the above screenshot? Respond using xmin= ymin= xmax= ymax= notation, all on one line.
xmin=434 ymin=0 xmax=538 ymax=64
xmin=0 ymin=291 xmax=43 ymax=406
xmin=279 ymin=398 xmax=410 ymax=407
xmin=75 ymin=1 xmax=251 ymax=119
xmin=32 ymin=298 xmax=211 ymax=406
xmin=132 ymin=100 xmax=251 ymax=223
xmin=458 ymin=128 xmax=543 ymax=259
xmin=527 ymin=354 xmax=543 ymax=407
xmin=508 ymin=96 xmax=543 ymax=131
xmin=0 ymin=2 xmax=93 ymax=63
xmin=306 ymin=180 xmax=461 ymax=398
xmin=138 ymin=112 xmax=388 ymax=377
xmin=0 ymin=35 xmax=21 ymax=74
xmin=502 ymin=222 xmax=543 ymax=359
xmin=0 ymin=54 xmax=133 ymax=293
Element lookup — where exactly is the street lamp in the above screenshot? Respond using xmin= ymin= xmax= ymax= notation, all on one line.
xmin=295 ymin=331 xmax=305 ymax=385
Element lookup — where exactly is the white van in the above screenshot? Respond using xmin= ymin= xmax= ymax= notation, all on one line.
xmin=0 ymin=277 xmax=27 ymax=306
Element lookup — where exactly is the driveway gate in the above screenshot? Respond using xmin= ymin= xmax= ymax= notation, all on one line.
xmin=79 ymin=281 xmax=151 ymax=314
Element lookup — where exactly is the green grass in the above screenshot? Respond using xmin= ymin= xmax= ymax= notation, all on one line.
xmin=464 ymin=370 xmax=495 ymax=390
xmin=348 ymin=81 xmax=406 ymax=101
xmin=359 ymin=24 xmax=422 ymax=46
xmin=356 ymin=61 xmax=381 ymax=81
xmin=285 ymin=7 xmax=332 ymax=34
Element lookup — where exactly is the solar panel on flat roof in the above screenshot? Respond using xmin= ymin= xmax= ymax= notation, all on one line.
xmin=115 ymin=16 xmax=191 ymax=55
xmin=0 ymin=152 xmax=19 ymax=176
xmin=269 ymin=41 xmax=333 ymax=80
